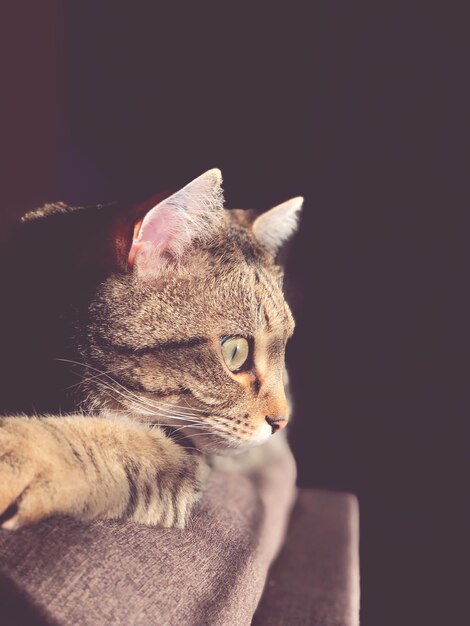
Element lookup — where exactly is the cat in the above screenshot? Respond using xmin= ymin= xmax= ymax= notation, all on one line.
xmin=0 ymin=169 xmax=302 ymax=530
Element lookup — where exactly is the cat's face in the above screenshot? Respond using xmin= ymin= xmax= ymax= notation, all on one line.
xmin=79 ymin=170 xmax=302 ymax=454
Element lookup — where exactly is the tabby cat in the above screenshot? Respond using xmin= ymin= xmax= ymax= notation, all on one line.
xmin=0 ymin=169 xmax=302 ymax=530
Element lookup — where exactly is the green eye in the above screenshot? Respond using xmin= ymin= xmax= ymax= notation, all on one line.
xmin=221 ymin=337 xmax=250 ymax=372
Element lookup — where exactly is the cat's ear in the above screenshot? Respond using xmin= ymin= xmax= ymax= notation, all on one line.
xmin=128 ymin=169 xmax=224 ymax=273
xmin=252 ymin=197 xmax=303 ymax=255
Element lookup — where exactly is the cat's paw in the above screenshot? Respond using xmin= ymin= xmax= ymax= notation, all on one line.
xmin=0 ymin=435 xmax=55 ymax=530
xmin=0 ymin=423 xmax=85 ymax=530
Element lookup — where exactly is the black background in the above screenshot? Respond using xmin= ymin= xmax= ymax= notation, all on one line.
xmin=1 ymin=3 xmax=465 ymax=624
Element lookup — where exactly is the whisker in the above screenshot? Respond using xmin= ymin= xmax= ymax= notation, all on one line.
xmin=82 ymin=377 xmax=189 ymax=420
xmin=71 ymin=373 xmax=202 ymax=424
xmin=65 ymin=365 xmax=130 ymax=391
xmin=104 ymin=406 xmax=209 ymax=433
xmin=182 ymin=431 xmax=222 ymax=438
xmin=56 ymin=358 xmax=210 ymax=416
xmin=94 ymin=380 xmax=204 ymax=424
xmin=146 ymin=422 xmax=208 ymax=431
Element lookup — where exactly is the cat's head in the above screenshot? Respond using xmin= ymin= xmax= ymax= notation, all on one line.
xmin=71 ymin=169 xmax=302 ymax=454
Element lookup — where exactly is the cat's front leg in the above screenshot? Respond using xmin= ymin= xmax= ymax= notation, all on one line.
xmin=0 ymin=416 xmax=209 ymax=530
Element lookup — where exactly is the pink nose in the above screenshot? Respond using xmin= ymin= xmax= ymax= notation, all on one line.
xmin=265 ymin=415 xmax=288 ymax=434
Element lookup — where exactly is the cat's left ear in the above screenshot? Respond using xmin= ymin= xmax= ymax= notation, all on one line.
xmin=252 ymin=197 xmax=303 ymax=255
xmin=128 ymin=169 xmax=224 ymax=274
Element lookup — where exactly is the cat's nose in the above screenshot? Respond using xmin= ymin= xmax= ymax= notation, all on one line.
xmin=265 ymin=415 xmax=288 ymax=434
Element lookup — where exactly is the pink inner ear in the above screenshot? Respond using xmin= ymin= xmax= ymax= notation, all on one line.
xmin=127 ymin=219 xmax=143 ymax=268
xmin=127 ymin=206 xmax=175 ymax=269
xmin=126 ymin=169 xmax=224 ymax=272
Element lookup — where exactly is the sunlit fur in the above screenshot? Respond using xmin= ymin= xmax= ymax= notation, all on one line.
xmin=0 ymin=171 xmax=301 ymax=529
xmin=80 ymin=208 xmax=295 ymax=455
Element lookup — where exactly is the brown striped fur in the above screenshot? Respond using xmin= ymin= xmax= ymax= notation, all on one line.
xmin=0 ymin=170 xmax=302 ymax=529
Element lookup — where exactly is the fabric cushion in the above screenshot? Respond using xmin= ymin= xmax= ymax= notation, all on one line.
xmin=0 ymin=444 xmax=360 ymax=626
xmin=0 ymin=442 xmax=296 ymax=626
xmin=253 ymin=490 xmax=360 ymax=626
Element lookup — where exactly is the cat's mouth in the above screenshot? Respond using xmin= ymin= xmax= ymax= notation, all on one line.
xmin=143 ymin=415 xmax=273 ymax=456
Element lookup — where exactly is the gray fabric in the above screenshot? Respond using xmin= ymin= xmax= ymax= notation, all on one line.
xmin=0 ymin=449 xmax=360 ymax=626
xmin=0 ymin=444 xmax=296 ymax=626
xmin=253 ymin=490 xmax=360 ymax=626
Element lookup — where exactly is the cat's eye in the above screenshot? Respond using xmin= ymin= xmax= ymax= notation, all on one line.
xmin=221 ymin=337 xmax=250 ymax=372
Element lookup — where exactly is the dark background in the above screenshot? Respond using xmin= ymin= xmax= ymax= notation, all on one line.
xmin=1 ymin=3 xmax=465 ymax=624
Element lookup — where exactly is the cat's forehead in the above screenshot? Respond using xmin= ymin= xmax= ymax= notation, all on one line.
xmin=153 ymin=256 xmax=290 ymax=336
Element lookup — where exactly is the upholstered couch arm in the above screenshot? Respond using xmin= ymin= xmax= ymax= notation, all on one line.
xmin=0 ymin=442 xmax=359 ymax=626
xmin=0 ymin=442 xmax=296 ymax=625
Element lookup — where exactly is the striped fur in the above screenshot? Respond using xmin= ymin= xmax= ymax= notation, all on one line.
xmin=0 ymin=415 xmax=208 ymax=529
xmin=0 ymin=170 xmax=302 ymax=529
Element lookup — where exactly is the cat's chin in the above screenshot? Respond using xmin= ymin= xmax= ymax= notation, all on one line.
xmin=189 ymin=427 xmax=273 ymax=456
